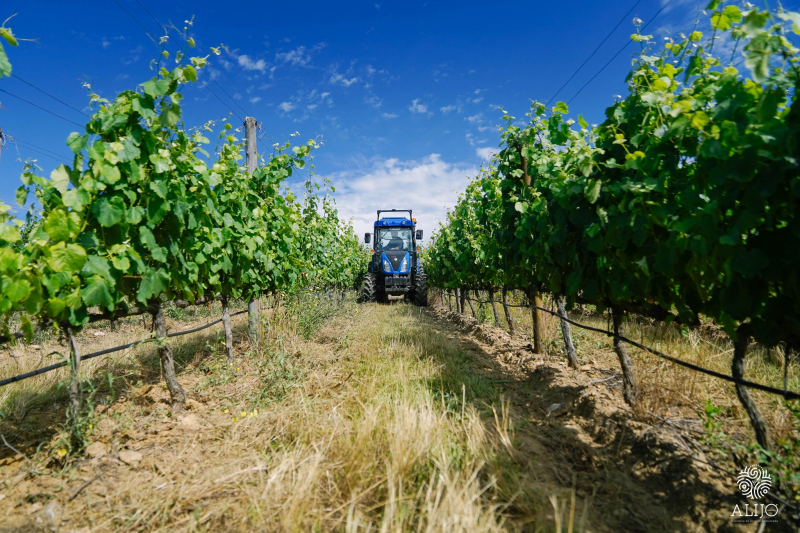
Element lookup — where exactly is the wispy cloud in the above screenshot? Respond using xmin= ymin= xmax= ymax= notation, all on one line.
xmin=330 ymin=72 xmax=359 ymax=86
xmin=440 ymin=105 xmax=458 ymax=114
xmin=249 ymin=96 xmax=262 ymax=104
xmin=409 ymin=99 xmax=428 ymax=113
xmin=276 ymin=46 xmax=311 ymax=66
xmin=278 ymin=101 xmax=295 ymax=112
xmin=238 ymin=55 xmax=267 ymax=73
xmin=381 ymin=113 xmax=398 ymax=119
xmin=365 ymin=95 xmax=383 ymax=108
xmin=275 ymin=43 xmax=327 ymax=67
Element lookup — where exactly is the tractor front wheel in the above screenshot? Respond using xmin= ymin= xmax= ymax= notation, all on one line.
xmin=413 ymin=270 xmax=428 ymax=307
xmin=361 ymin=273 xmax=377 ymax=303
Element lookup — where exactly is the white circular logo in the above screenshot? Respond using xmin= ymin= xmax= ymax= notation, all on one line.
xmin=737 ymin=466 xmax=771 ymax=499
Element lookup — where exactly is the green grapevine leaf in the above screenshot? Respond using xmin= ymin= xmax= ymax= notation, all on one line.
xmin=81 ymin=275 xmax=114 ymax=309
xmin=91 ymin=196 xmax=126 ymax=227
xmin=48 ymin=243 xmax=87 ymax=273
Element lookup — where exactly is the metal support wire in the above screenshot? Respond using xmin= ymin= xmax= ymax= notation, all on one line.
xmin=0 ymin=310 xmax=247 ymax=388
xmin=453 ymin=291 xmax=800 ymax=401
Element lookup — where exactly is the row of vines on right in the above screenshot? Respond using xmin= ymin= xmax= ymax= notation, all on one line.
xmin=422 ymin=1 xmax=799 ymax=456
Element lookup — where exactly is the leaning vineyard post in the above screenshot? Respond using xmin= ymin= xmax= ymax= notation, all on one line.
xmin=245 ymin=116 xmax=260 ymax=343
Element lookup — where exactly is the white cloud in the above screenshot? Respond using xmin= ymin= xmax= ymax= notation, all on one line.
xmin=381 ymin=113 xmax=398 ymax=119
xmin=440 ymin=105 xmax=457 ymax=114
xmin=466 ymin=113 xmax=483 ymax=123
xmin=278 ymin=101 xmax=295 ymax=112
xmin=249 ymin=97 xmax=262 ymax=104
xmin=238 ymin=55 xmax=267 ymax=73
xmin=365 ymin=95 xmax=382 ymax=108
xmin=325 ymin=154 xmax=477 ymax=239
xmin=276 ymin=46 xmax=311 ymax=66
xmin=476 ymin=147 xmax=498 ymax=161
xmin=330 ymin=72 xmax=359 ymax=86
xmin=409 ymin=99 xmax=428 ymax=113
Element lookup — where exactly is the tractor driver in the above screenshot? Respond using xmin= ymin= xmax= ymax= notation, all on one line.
xmin=381 ymin=229 xmax=409 ymax=251
xmin=385 ymin=239 xmax=403 ymax=251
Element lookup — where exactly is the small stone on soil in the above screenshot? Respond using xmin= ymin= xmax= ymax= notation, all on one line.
xmin=118 ymin=450 xmax=142 ymax=465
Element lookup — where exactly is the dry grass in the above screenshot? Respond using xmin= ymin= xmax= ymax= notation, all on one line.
xmin=0 ymin=296 xmax=548 ymax=532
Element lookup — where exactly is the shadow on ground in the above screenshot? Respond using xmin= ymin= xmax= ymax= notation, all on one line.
xmin=413 ymin=305 xmax=777 ymax=533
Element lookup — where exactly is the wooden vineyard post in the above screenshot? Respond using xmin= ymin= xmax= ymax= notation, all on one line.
xmin=66 ymin=326 xmax=81 ymax=422
xmin=459 ymin=289 xmax=466 ymax=315
xmin=488 ymin=288 xmax=500 ymax=326
xmin=221 ymin=294 xmax=235 ymax=363
xmin=555 ymin=294 xmax=579 ymax=369
xmin=466 ymin=291 xmax=477 ymax=318
xmin=732 ymin=324 xmax=772 ymax=451
xmin=149 ymin=301 xmax=187 ymax=408
xmin=502 ymin=288 xmax=516 ymax=335
xmin=528 ymin=287 xmax=544 ymax=353
xmin=245 ymin=116 xmax=260 ymax=343
xmin=612 ymin=309 xmax=637 ymax=406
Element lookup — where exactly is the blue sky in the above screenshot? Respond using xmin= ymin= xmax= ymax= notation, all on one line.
xmin=2 ymin=0 xmax=794 ymax=237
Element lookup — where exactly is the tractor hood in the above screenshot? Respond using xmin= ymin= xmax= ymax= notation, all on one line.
xmin=381 ymin=251 xmax=410 ymax=274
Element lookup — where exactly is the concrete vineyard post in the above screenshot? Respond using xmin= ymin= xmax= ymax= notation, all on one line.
xmin=245 ymin=116 xmax=260 ymax=343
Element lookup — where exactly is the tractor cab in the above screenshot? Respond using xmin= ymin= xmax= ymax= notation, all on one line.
xmin=361 ymin=209 xmax=428 ymax=305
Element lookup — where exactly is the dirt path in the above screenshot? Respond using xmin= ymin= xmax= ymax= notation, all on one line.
xmin=422 ymin=306 xmax=784 ymax=532
xmin=0 ymin=299 xmax=791 ymax=532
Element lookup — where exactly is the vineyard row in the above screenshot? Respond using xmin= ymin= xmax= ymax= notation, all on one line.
xmin=422 ymin=2 xmax=800 ymax=451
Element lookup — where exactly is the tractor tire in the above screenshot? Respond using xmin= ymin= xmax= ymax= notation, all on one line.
xmin=361 ymin=273 xmax=377 ymax=303
xmin=413 ymin=270 xmax=428 ymax=307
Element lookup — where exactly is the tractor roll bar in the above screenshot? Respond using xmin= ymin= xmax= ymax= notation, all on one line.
xmin=377 ymin=209 xmax=413 ymax=220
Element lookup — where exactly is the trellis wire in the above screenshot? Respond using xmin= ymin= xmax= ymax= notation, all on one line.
xmin=446 ymin=289 xmax=799 ymax=401
xmin=0 ymin=310 xmax=247 ymax=388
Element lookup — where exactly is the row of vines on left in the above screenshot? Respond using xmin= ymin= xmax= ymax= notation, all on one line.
xmin=0 ymin=32 xmax=369 ymax=449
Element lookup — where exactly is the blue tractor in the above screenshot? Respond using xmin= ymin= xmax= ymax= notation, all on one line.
xmin=361 ymin=209 xmax=427 ymax=306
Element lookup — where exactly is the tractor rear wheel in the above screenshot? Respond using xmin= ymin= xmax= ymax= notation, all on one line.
xmin=413 ymin=270 xmax=428 ymax=307
xmin=361 ymin=273 xmax=377 ymax=303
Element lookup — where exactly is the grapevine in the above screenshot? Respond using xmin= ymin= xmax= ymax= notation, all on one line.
xmin=424 ymin=1 xmax=800 ymax=450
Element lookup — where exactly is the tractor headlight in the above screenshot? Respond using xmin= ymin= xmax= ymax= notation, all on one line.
xmin=382 ymin=257 xmax=392 ymax=273
xmin=400 ymin=256 xmax=408 ymax=272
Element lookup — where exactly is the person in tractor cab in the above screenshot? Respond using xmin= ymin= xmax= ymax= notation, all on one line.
xmin=378 ymin=228 xmax=411 ymax=251
xmin=385 ymin=239 xmax=403 ymax=251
